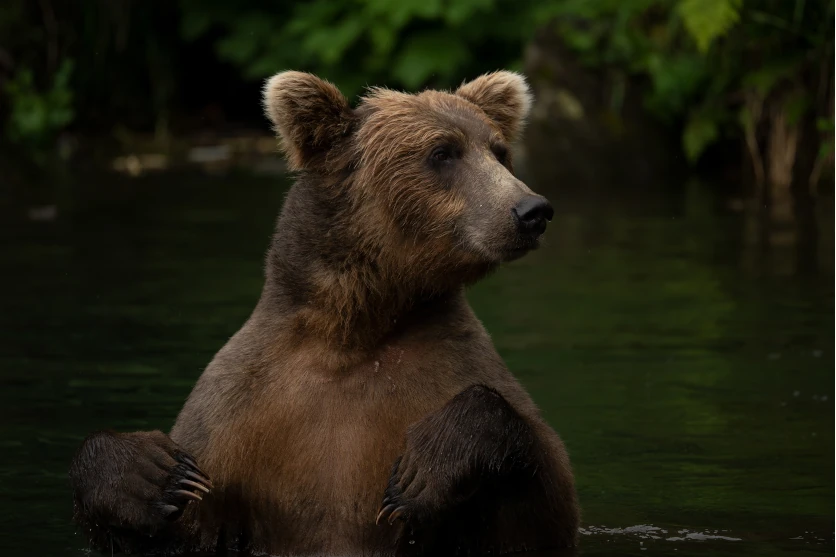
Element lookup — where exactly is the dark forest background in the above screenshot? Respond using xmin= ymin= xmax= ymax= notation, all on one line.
xmin=0 ymin=0 xmax=833 ymax=204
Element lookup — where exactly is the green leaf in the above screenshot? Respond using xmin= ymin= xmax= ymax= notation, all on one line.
xmin=302 ymin=15 xmax=365 ymax=65
xmin=678 ymin=0 xmax=741 ymax=52
xmin=181 ymin=11 xmax=212 ymax=40
xmin=365 ymin=0 xmax=443 ymax=27
xmin=393 ymin=32 xmax=470 ymax=89
xmin=444 ymin=0 xmax=496 ymax=25
xmin=645 ymin=52 xmax=709 ymax=118
xmin=4 ymin=59 xmax=74 ymax=145
xmin=682 ymin=112 xmax=719 ymax=163
xmin=742 ymin=61 xmax=797 ymax=97
xmin=815 ymin=117 xmax=834 ymax=131
xmin=738 ymin=106 xmax=754 ymax=133
xmin=783 ymin=91 xmax=809 ymax=126
xmin=368 ymin=23 xmax=397 ymax=57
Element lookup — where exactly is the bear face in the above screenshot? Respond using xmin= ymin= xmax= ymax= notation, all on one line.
xmin=262 ymin=72 xmax=553 ymax=348
xmin=263 ymin=72 xmax=552 ymax=273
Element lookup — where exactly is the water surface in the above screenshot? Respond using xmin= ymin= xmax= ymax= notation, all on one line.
xmin=0 ymin=171 xmax=832 ymax=555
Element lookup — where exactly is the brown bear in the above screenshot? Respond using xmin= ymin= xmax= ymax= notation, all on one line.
xmin=69 ymin=70 xmax=579 ymax=556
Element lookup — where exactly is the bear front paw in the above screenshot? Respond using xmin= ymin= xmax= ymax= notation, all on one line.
xmin=375 ymin=448 xmax=472 ymax=527
xmin=160 ymin=450 xmax=214 ymax=518
xmin=71 ymin=430 xmax=214 ymax=535
xmin=376 ymin=456 xmax=429 ymax=526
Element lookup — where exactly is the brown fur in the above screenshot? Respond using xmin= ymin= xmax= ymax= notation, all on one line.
xmin=263 ymin=71 xmax=355 ymax=171
xmin=69 ymin=71 xmax=579 ymax=556
xmin=259 ymin=72 xmax=534 ymax=351
xmin=455 ymin=71 xmax=533 ymax=142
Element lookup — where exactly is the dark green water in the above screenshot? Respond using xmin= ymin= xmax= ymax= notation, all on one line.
xmin=0 ymin=171 xmax=832 ymax=555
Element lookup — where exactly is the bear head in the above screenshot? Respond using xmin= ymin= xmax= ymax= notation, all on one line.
xmin=262 ymin=71 xmax=553 ymax=345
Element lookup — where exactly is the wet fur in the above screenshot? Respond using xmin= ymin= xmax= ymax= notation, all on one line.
xmin=69 ymin=71 xmax=579 ymax=555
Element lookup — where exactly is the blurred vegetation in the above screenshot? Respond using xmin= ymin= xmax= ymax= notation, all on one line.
xmin=178 ymin=0 xmax=541 ymax=93
xmin=0 ymin=0 xmax=832 ymax=187
xmin=546 ymin=0 xmax=833 ymax=193
xmin=4 ymin=60 xmax=73 ymax=160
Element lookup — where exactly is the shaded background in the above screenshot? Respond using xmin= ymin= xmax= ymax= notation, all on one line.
xmin=0 ymin=1 xmax=833 ymax=555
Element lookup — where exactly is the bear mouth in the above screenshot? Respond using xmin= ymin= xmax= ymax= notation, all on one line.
xmin=502 ymin=237 xmax=540 ymax=261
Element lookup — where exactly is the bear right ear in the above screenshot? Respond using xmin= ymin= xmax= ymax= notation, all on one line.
xmin=263 ymin=71 xmax=354 ymax=171
xmin=455 ymin=71 xmax=532 ymax=142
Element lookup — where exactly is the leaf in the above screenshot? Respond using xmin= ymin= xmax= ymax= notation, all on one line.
xmin=181 ymin=11 xmax=212 ymax=40
xmin=444 ymin=0 xmax=496 ymax=25
xmin=682 ymin=113 xmax=719 ymax=163
xmin=392 ymin=32 xmax=470 ymax=89
xmin=678 ymin=0 xmax=741 ymax=52
xmin=302 ymin=15 xmax=365 ymax=65
xmin=783 ymin=91 xmax=809 ymax=126
xmin=742 ymin=61 xmax=798 ymax=97
xmin=368 ymin=23 xmax=397 ymax=57
xmin=645 ymin=52 xmax=709 ymax=118
xmin=4 ymin=59 xmax=74 ymax=144
xmin=365 ymin=0 xmax=443 ymax=27
xmin=816 ymin=118 xmax=834 ymax=132
xmin=738 ymin=106 xmax=754 ymax=133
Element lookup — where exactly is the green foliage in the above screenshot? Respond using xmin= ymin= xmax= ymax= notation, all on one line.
xmin=678 ymin=0 xmax=742 ymax=52
xmin=4 ymin=59 xmax=75 ymax=149
xmin=683 ymin=112 xmax=719 ymax=163
xmin=0 ymin=0 xmax=829 ymax=172
xmin=548 ymin=0 xmax=832 ymax=164
xmin=741 ymin=60 xmax=799 ymax=97
xmin=179 ymin=0 xmax=544 ymax=96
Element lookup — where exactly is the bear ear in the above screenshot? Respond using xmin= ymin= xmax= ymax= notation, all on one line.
xmin=263 ymin=71 xmax=354 ymax=171
xmin=455 ymin=71 xmax=532 ymax=142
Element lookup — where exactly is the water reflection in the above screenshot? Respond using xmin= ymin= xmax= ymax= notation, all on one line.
xmin=0 ymin=169 xmax=832 ymax=556
xmin=581 ymin=524 xmax=741 ymax=542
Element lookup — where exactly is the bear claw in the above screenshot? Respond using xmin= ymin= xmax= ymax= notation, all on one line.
xmin=179 ymin=479 xmax=210 ymax=493
xmin=376 ymin=503 xmax=409 ymax=525
xmin=173 ymin=489 xmax=203 ymax=502
xmin=387 ymin=506 xmax=407 ymax=524
xmin=183 ymin=470 xmax=213 ymax=489
xmin=376 ymin=504 xmax=397 ymax=525
xmin=177 ymin=454 xmax=210 ymax=480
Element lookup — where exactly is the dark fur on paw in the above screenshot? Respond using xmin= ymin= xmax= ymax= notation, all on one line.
xmin=376 ymin=456 xmax=428 ymax=525
xmin=375 ymin=385 xmax=535 ymax=528
xmin=70 ymin=429 xmax=212 ymax=546
xmin=159 ymin=450 xmax=214 ymax=520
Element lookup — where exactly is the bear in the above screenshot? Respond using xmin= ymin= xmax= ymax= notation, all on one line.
xmin=68 ymin=70 xmax=579 ymax=556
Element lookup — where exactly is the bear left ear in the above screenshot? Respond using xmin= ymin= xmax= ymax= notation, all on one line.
xmin=263 ymin=71 xmax=355 ymax=171
xmin=455 ymin=71 xmax=533 ymax=142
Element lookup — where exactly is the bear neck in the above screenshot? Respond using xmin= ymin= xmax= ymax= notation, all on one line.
xmin=265 ymin=251 xmax=462 ymax=351
xmin=260 ymin=177 xmax=469 ymax=352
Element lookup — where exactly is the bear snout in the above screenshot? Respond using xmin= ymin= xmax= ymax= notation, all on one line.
xmin=512 ymin=195 xmax=554 ymax=238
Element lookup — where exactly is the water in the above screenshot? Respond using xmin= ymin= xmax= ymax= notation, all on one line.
xmin=0 ymin=170 xmax=832 ymax=555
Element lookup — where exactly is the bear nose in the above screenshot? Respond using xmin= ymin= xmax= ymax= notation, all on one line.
xmin=512 ymin=195 xmax=554 ymax=236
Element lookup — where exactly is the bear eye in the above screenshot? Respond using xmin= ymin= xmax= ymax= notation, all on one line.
xmin=430 ymin=146 xmax=453 ymax=164
xmin=492 ymin=144 xmax=509 ymax=165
